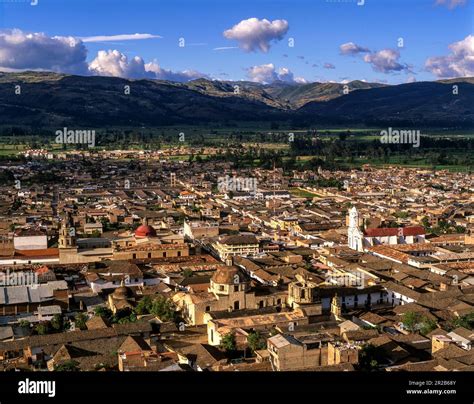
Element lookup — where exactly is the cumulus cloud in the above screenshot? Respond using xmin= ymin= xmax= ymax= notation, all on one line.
xmin=0 ymin=29 xmax=88 ymax=74
xmin=435 ymin=0 xmax=466 ymax=9
xmin=339 ymin=42 xmax=370 ymax=56
xmin=425 ymin=35 xmax=474 ymax=78
xmin=340 ymin=42 xmax=410 ymax=75
xmin=89 ymin=50 xmax=206 ymax=81
xmin=89 ymin=50 xmax=152 ymax=78
xmin=0 ymin=29 xmax=206 ymax=82
xmin=81 ymin=33 xmax=161 ymax=43
xmin=323 ymin=63 xmax=336 ymax=69
xmin=246 ymin=63 xmax=305 ymax=84
xmin=294 ymin=77 xmax=308 ymax=84
xmin=246 ymin=63 xmax=278 ymax=83
xmin=363 ymin=49 xmax=407 ymax=73
xmin=223 ymin=18 xmax=289 ymax=52
xmin=144 ymin=60 xmax=206 ymax=82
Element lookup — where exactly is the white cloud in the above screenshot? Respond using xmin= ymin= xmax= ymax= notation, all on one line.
xmin=246 ymin=63 xmax=278 ymax=83
xmin=340 ymin=42 xmax=408 ymax=74
xmin=294 ymin=76 xmax=308 ymax=84
xmin=0 ymin=29 xmax=206 ymax=82
xmin=213 ymin=46 xmax=238 ymax=51
xmin=246 ymin=63 xmax=305 ymax=84
xmin=0 ymin=29 xmax=88 ymax=74
xmin=88 ymin=50 xmax=151 ymax=78
xmin=88 ymin=50 xmax=206 ymax=81
xmin=363 ymin=49 xmax=406 ymax=73
xmin=223 ymin=18 xmax=289 ymax=52
xmin=435 ymin=0 xmax=466 ymax=9
xmin=323 ymin=63 xmax=336 ymax=69
xmin=88 ymin=50 xmax=206 ymax=82
xmin=144 ymin=60 xmax=206 ymax=82
xmin=277 ymin=67 xmax=294 ymax=82
xmin=81 ymin=33 xmax=161 ymax=43
xmin=339 ymin=42 xmax=370 ymax=56
xmin=425 ymin=35 xmax=474 ymax=78
xmin=406 ymin=76 xmax=417 ymax=83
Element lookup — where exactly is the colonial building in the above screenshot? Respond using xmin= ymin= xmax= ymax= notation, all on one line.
xmin=207 ymin=309 xmax=307 ymax=346
xmin=348 ymin=207 xmax=425 ymax=252
xmin=173 ymin=266 xmax=287 ymax=326
xmin=211 ymin=234 xmax=260 ymax=263
xmin=107 ymin=282 xmax=136 ymax=314
xmin=267 ymin=334 xmax=359 ymax=371
xmin=59 ymin=216 xmax=189 ymax=264
xmin=14 ymin=229 xmax=48 ymax=251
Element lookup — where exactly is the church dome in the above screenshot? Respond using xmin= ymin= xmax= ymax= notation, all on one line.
xmin=211 ymin=266 xmax=246 ymax=285
xmin=112 ymin=284 xmax=134 ymax=300
xmin=135 ymin=224 xmax=157 ymax=238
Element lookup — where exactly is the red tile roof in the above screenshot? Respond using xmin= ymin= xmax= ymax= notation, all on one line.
xmin=364 ymin=226 xmax=425 ymax=238
xmin=14 ymin=248 xmax=59 ymax=257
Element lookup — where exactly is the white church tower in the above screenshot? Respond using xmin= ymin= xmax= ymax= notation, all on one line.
xmin=348 ymin=207 xmax=364 ymax=252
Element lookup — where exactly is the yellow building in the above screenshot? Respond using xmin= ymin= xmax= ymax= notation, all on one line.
xmin=173 ymin=266 xmax=287 ymax=326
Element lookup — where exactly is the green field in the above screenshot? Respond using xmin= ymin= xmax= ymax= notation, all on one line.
xmin=0 ymin=128 xmax=472 ymax=172
xmin=290 ymin=188 xmax=323 ymax=198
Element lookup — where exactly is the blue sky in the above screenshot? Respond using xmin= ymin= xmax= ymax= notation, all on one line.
xmin=0 ymin=0 xmax=472 ymax=84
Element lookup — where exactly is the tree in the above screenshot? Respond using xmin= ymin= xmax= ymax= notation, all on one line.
xmin=19 ymin=320 xmax=30 ymax=329
xmin=34 ymin=322 xmax=51 ymax=335
xmin=54 ymin=360 xmax=80 ymax=372
xmin=358 ymin=344 xmax=385 ymax=371
xmin=50 ymin=314 xmax=64 ymax=332
xmin=451 ymin=313 xmax=474 ymax=330
xmin=220 ymin=333 xmax=236 ymax=352
xmin=421 ymin=216 xmax=431 ymax=231
xmin=94 ymin=306 xmax=113 ymax=320
xmin=394 ymin=211 xmax=409 ymax=219
xmin=134 ymin=296 xmax=153 ymax=315
xmin=247 ymin=331 xmax=266 ymax=352
xmin=74 ymin=313 xmax=88 ymax=330
xmin=182 ymin=268 xmax=194 ymax=279
xmin=420 ymin=317 xmax=437 ymax=335
xmin=150 ymin=296 xmax=177 ymax=322
xmin=402 ymin=311 xmax=419 ymax=333
xmin=117 ymin=312 xmax=137 ymax=324
xmin=402 ymin=311 xmax=437 ymax=334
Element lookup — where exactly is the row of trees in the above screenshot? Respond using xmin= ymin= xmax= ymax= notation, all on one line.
xmin=219 ymin=330 xmax=267 ymax=355
xmin=421 ymin=217 xmax=466 ymax=235
xmin=94 ymin=295 xmax=179 ymax=324
xmin=401 ymin=311 xmax=437 ymax=335
xmin=20 ymin=312 xmax=88 ymax=336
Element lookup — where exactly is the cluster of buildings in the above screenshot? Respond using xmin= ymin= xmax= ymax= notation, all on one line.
xmin=0 ymin=155 xmax=472 ymax=371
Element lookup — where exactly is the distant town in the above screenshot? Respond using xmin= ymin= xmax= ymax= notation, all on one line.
xmin=0 ymin=148 xmax=472 ymax=372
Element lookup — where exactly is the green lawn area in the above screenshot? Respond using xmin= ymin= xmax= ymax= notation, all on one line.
xmin=336 ymin=158 xmax=472 ymax=173
xmin=0 ymin=144 xmax=28 ymax=155
xmin=290 ymin=187 xmax=323 ymax=198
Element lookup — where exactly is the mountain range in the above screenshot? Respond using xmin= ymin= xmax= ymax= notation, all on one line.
xmin=0 ymin=72 xmax=473 ymax=129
